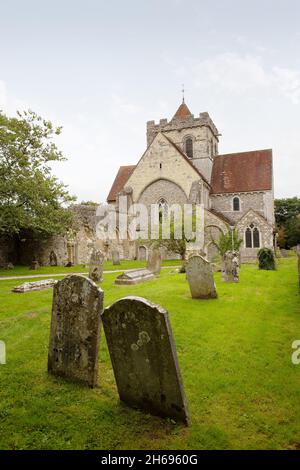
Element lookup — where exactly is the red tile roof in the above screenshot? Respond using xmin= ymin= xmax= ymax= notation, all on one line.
xmin=211 ymin=149 xmax=273 ymax=194
xmin=106 ymin=165 xmax=136 ymax=202
xmin=172 ymin=101 xmax=192 ymax=120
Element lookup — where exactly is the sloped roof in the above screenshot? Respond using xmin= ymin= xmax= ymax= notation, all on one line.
xmin=107 ymin=165 xmax=136 ymax=202
xmin=172 ymin=101 xmax=192 ymax=120
xmin=211 ymin=149 xmax=273 ymax=194
xmin=163 ymin=134 xmax=211 ymax=186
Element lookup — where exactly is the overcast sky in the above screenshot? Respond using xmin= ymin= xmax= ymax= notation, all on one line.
xmin=0 ymin=0 xmax=299 ymax=202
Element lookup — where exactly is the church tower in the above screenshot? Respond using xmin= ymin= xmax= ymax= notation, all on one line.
xmin=146 ymin=101 xmax=220 ymax=182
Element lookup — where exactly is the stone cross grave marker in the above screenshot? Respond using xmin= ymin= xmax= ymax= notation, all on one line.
xmin=186 ymin=255 xmax=217 ymax=299
xmin=48 ymin=275 xmax=103 ymax=387
xmin=102 ymin=296 xmax=189 ymax=424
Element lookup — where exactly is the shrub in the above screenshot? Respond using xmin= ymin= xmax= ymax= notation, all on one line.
xmin=257 ymin=248 xmax=276 ymax=270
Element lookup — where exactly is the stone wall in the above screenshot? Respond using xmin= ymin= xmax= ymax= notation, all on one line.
xmin=0 ymin=237 xmax=17 ymax=267
xmin=125 ymin=133 xmax=207 ymax=205
xmin=147 ymin=112 xmax=219 ymax=182
xmin=210 ymin=190 xmax=274 ymax=225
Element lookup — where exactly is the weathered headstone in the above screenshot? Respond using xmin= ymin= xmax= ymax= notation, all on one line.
xmin=186 ymin=255 xmax=217 ymax=299
xmin=12 ymin=279 xmax=57 ymax=293
xmin=50 ymin=251 xmax=57 ymax=266
xmin=280 ymin=249 xmax=288 ymax=258
xmin=48 ymin=275 xmax=103 ymax=387
xmin=102 ymin=296 xmax=189 ymax=424
xmin=88 ymin=248 xmax=104 ymax=283
xmin=112 ymin=250 xmax=120 ymax=265
xmin=115 ymin=268 xmax=155 ymax=285
xmin=30 ymin=260 xmax=40 ymax=270
xmin=0 ymin=340 xmax=6 ymax=365
xmin=222 ymin=250 xmax=239 ymax=282
xmin=147 ymin=249 xmax=161 ymax=276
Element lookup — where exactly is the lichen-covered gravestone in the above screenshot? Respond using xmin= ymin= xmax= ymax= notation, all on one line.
xmin=147 ymin=249 xmax=161 ymax=276
xmin=222 ymin=250 xmax=239 ymax=282
xmin=112 ymin=250 xmax=120 ymax=265
xmin=48 ymin=275 xmax=103 ymax=387
xmin=88 ymin=248 xmax=104 ymax=283
xmin=186 ymin=255 xmax=217 ymax=299
xmin=102 ymin=296 xmax=189 ymax=424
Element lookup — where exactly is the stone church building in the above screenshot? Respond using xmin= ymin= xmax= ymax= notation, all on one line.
xmin=0 ymin=100 xmax=275 ymax=268
xmin=106 ymin=100 xmax=275 ymax=262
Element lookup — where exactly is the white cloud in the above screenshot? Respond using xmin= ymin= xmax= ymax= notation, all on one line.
xmin=272 ymin=66 xmax=300 ymax=104
xmin=193 ymin=53 xmax=300 ymax=104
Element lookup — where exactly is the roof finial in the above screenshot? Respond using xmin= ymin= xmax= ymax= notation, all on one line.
xmin=181 ymin=83 xmax=185 ymax=103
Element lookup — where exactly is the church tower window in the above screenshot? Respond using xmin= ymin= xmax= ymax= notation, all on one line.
xmin=233 ymin=196 xmax=240 ymax=211
xmin=185 ymin=137 xmax=193 ymax=158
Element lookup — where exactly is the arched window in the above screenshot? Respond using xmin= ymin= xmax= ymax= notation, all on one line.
xmin=158 ymin=198 xmax=168 ymax=217
xmin=245 ymin=227 xmax=252 ymax=248
xmin=253 ymin=227 xmax=260 ymax=247
xmin=185 ymin=138 xmax=193 ymax=158
xmin=245 ymin=224 xmax=260 ymax=248
xmin=233 ymin=196 xmax=240 ymax=211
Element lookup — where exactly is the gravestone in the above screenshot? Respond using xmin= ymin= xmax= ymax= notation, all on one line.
xmin=88 ymin=248 xmax=104 ymax=283
xmin=280 ymin=249 xmax=288 ymax=258
xmin=30 ymin=260 xmax=40 ymax=270
xmin=222 ymin=250 xmax=239 ymax=282
xmin=186 ymin=255 xmax=217 ymax=299
xmin=48 ymin=275 xmax=103 ymax=387
xmin=50 ymin=251 xmax=57 ymax=266
xmin=147 ymin=249 xmax=161 ymax=276
xmin=0 ymin=340 xmax=6 ymax=364
xmin=115 ymin=268 xmax=155 ymax=285
xmin=102 ymin=296 xmax=189 ymax=424
xmin=112 ymin=250 xmax=120 ymax=265
xmin=12 ymin=279 xmax=57 ymax=293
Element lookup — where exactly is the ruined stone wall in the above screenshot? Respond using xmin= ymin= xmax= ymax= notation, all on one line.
xmin=0 ymin=237 xmax=17 ymax=267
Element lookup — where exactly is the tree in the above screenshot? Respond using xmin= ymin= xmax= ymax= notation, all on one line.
xmin=275 ymin=197 xmax=300 ymax=249
xmin=210 ymin=227 xmax=243 ymax=257
xmin=285 ymin=215 xmax=300 ymax=248
xmin=275 ymin=197 xmax=300 ymax=226
xmin=149 ymin=209 xmax=199 ymax=260
xmin=0 ymin=110 xmax=75 ymax=238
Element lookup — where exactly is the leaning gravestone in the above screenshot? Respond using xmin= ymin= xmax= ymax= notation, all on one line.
xmin=48 ymin=275 xmax=103 ymax=387
xmin=186 ymin=255 xmax=217 ymax=299
xmin=102 ymin=296 xmax=189 ymax=424
xmin=222 ymin=250 xmax=239 ymax=282
xmin=115 ymin=268 xmax=155 ymax=285
xmin=147 ymin=249 xmax=161 ymax=276
xmin=112 ymin=250 xmax=120 ymax=265
xmin=88 ymin=248 xmax=104 ymax=283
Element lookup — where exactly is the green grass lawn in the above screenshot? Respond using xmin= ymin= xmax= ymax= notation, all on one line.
xmin=0 ymin=258 xmax=299 ymax=450
xmin=0 ymin=259 xmax=180 ymax=277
